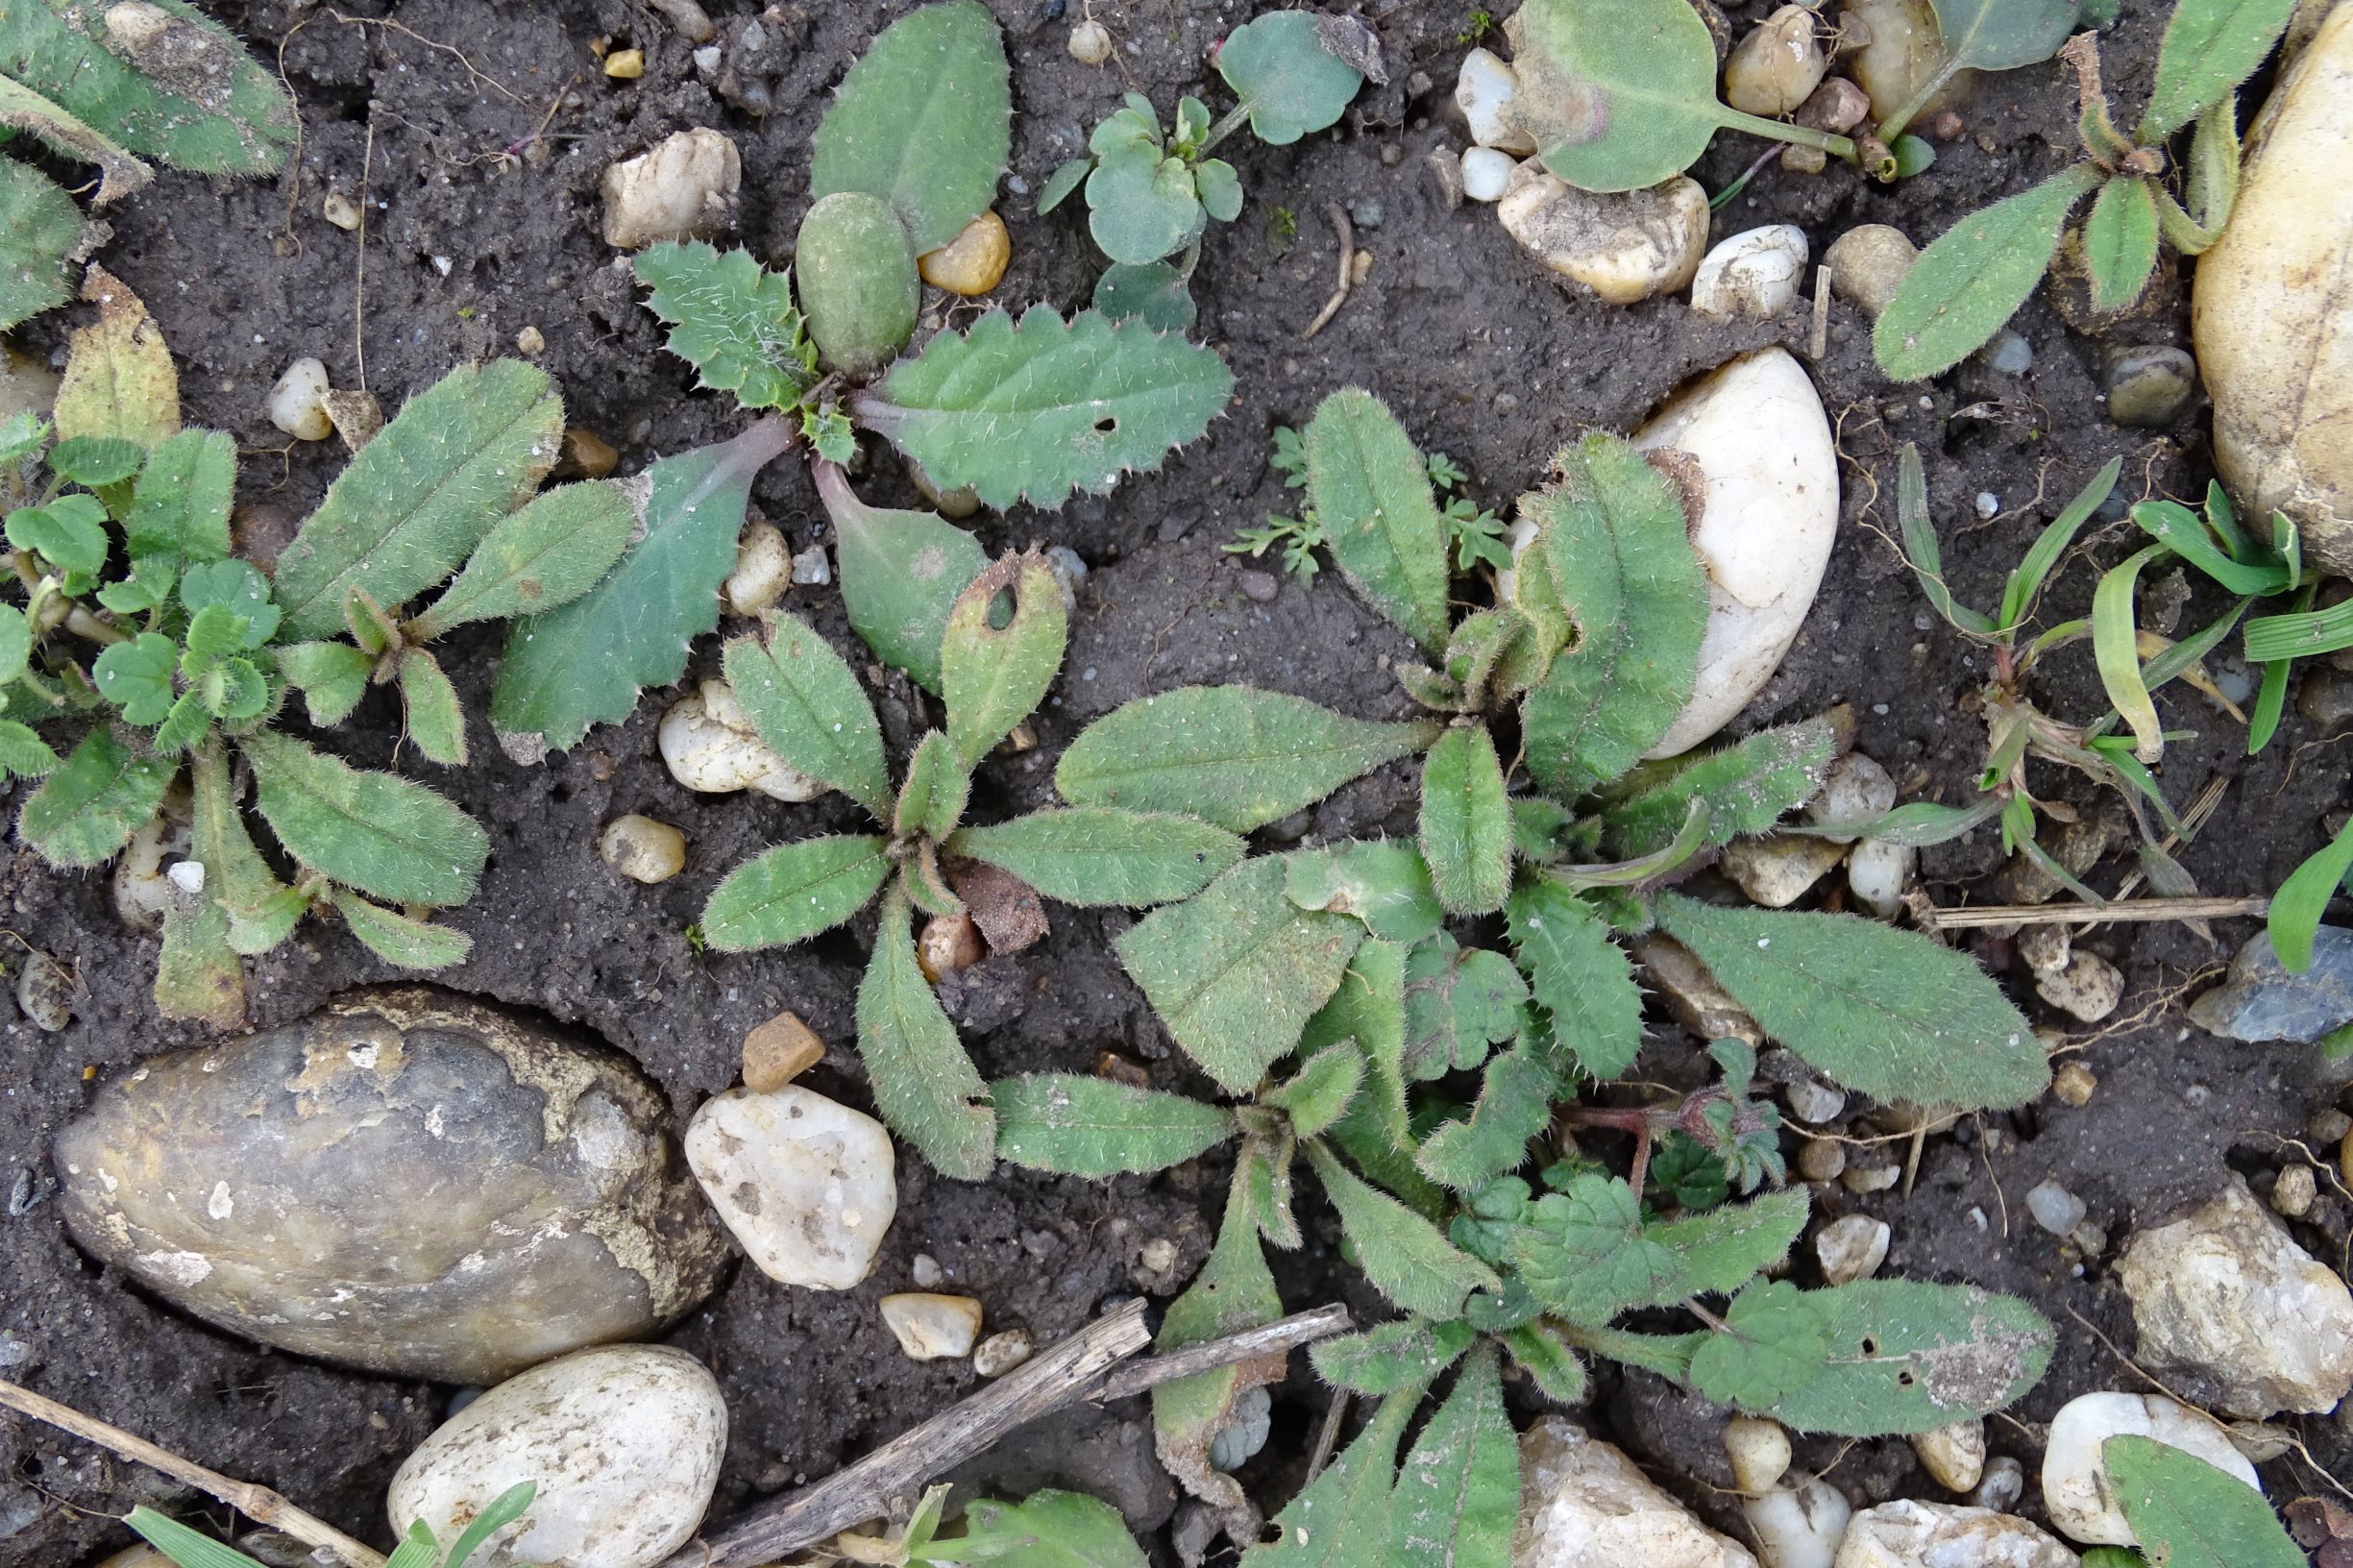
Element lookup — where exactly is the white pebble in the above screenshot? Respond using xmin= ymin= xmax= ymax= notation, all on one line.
xmin=601 ymin=129 xmax=742 ymax=250
xmin=1910 ymin=1418 xmax=1986 ymax=1492
xmin=1815 ymin=1213 xmax=1890 ymax=1285
xmin=1725 ymin=1413 xmax=1792 ymax=1496
xmin=598 ymin=815 xmax=686 ymax=884
xmin=686 ymin=1086 xmax=896 ymax=1289
xmin=791 ymin=545 xmax=832 ymax=586
xmin=267 ymin=357 xmax=332 ymax=441
xmin=1460 ymin=146 xmax=1516 ymax=203
xmin=659 ymin=679 xmax=823 ymax=801
xmin=2025 ymin=1179 xmax=2086 ymax=1237
xmin=724 ymin=521 xmax=791 ymax=617
xmin=1975 ymin=491 xmax=2001 ymax=518
xmin=881 ymin=1293 xmax=983 ymax=1360
xmin=1846 ymin=838 xmax=1913 ymax=919
xmin=1067 ymin=18 xmax=1112 ymax=63
xmin=972 ymin=1329 xmax=1034 ymax=1377
xmin=1455 ymin=48 xmax=1535 ymax=153
xmin=2044 ymin=1392 xmax=2261 ymax=1546
xmin=1691 ymin=225 xmax=1809 ymax=319
xmin=1744 ymin=1473 xmax=1849 ymax=1568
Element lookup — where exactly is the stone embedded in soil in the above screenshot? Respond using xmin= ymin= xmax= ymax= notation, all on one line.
xmin=1514 ymin=1417 xmax=1760 ymax=1568
xmin=15 ymin=951 xmax=74 ymax=1032
xmin=2102 ymin=346 xmax=2197 ymax=429
xmin=1823 ymin=226 xmax=1917 ymax=321
xmin=1744 ymin=1474 xmax=1849 ymax=1568
xmin=265 ymin=356 xmax=332 ymax=441
xmin=973 ymin=1329 xmax=1034 ymax=1377
xmin=1691 ymin=226 xmax=1808 ymax=320
xmin=1456 ymin=48 xmax=1536 ymax=153
xmin=724 ymin=520 xmax=791 ymax=617
xmin=2025 ymin=1179 xmax=2086 ymax=1237
xmin=1723 ymin=834 xmax=1847 ymax=908
xmin=1497 ymin=162 xmax=1708 ymax=305
xmin=1845 ymin=839 xmax=1912 ymax=919
xmin=1460 ymin=146 xmax=1516 ymax=203
xmin=1637 ymin=935 xmax=1764 ymax=1046
xmin=919 ymin=209 xmax=1013 ymax=296
xmin=1971 ymin=1456 xmax=2024 ymax=1513
xmin=1814 ymin=1214 xmax=1889 ymax=1284
xmin=684 ymin=1084 xmax=895 ymax=1290
xmin=2044 ymin=1391 xmax=2259 ymax=1545
xmin=2189 ymin=927 xmax=2353 ymax=1043
xmin=742 ymin=1010 xmax=823 ymax=1091
xmin=1832 ymin=1501 xmax=2074 ymax=1568
xmin=389 ymin=1343 xmax=725 ymax=1568
xmin=1909 ymin=1418 xmax=1986 ymax=1492
xmin=601 ymin=128 xmax=741 ymax=249
xmin=2115 ymin=1175 xmax=2353 ymax=1417
xmin=1806 ymin=752 xmax=1896 ymax=841
xmin=659 ymin=678 xmax=823 ymax=801
xmin=2034 ymin=951 xmax=2122 ymax=1023
xmin=1723 ymin=8 xmax=1828 ymax=118
xmin=882 ymin=1293 xmax=984 ymax=1360
xmin=598 ymin=814 xmax=686 ymax=884
xmin=1724 ymin=1414 xmax=1791 ymax=1496
xmin=53 ymin=987 xmax=730 ymax=1384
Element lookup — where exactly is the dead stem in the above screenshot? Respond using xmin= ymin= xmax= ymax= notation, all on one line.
xmin=1919 ymin=895 xmax=2269 ymax=930
xmin=1301 ymin=201 xmax=1355 ymax=338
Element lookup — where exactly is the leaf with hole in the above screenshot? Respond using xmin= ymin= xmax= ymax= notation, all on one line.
xmin=944 ymin=551 xmax=1066 ymax=770
xmin=1752 ymin=1279 xmax=2054 ymax=1434
xmin=1303 ymin=388 xmax=1451 ymax=653
xmin=993 ymin=1073 xmax=1236 ymax=1176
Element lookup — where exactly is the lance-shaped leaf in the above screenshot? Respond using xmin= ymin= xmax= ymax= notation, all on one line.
xmin=1654 ymin=894 xmax=2047 ymax=1110
xmin=632 ymin=242 xmax=816 ymax=412
xmin=1116 ymin=856 xmax=1363 ymax=1093
xmin=817 ymin=460 xmax=985 ymax=694
xmin=1745 ymin=1280 xmax=2054 ymax=1434
xmin=1264 ymin=1041 xmax=1365 ymax=1139
xmin=2102 ymin=1436 xmax=2304 ymax=1568
xmin=18 ymin=727 xmax=176 ymax=869
xmin=993 ymin=1073 xmax=1237 ymax=1175
xmin=0 ymin=160 xmax=80 ymax=331
xmin=1303 ymin=389 xmax=1450 ymax=652
xmin=1403 ymin=933 xmax=1528 ymax=1079
xmin=858 ymin=884 xmax=995 ymax=1181
xmin=1286 ymin=840 xmax=1445 ymax=944
xmin=703 ymin=835 xmax=892 ymax=952
xmin=1507 ymin=878 xmax=1643 ymax=1080
xmin=399 ymin=650 xmax=467 ymax=766
xmin=1215 ymin=11 xmax=1364 ymax=146
xmin=1304 ymin=939 xmax=1412 ymax=1149
xmin=1059 ymin=685 xmax=1438 ymax=833
xmin=947 ymin=808 xmax=1240 ymax=908
xmin=721 ymin=615 xmax=894 ymax=820
xmin=1243 ymin=1390 xmax=1414 ymax=1568
xmin=273 ymin=360 xmax=562 ymax=638
xmin=1154 ymin=1169 xmax=1286 ymax=1515
xmin=333 ymin=892 xmax=474 ymax=970
xmin=2138 ymin=0 xmax=2298 ymax=144
xmin=492 ymin=419 xmax=793 ymax=755
xmin=963 ymin=1493 xmax=1147 ymax=1568
xmin=1419 ymin=724 xmax=1511 ymax=916
xmin=125 ymin=429 xmax=233 ymax=565
xmin=809 ymin=0 xmax=1011 ymax=254
xmin=944 ymin=551 xmax=1066 ymax=769
xmin=1516 ymin=1176 xmax=1809 ymax=1324
xmin=1520 ymin=433 xmax=1709 ymax=798
xmin=1389 ymin=1344 xmax=1517 ymax=1568
xmin=1415 ymin=1038 xmax=1559 ymax=1191
xmin=1875 ymin=165 xmax=2103 ymax=381
xmin=54 ymin=265 xmax=178 ymax=446
xmin=242 ymin=733 xmax=486 ymax=907
xmin=895 ymin=732 xmax=968 ymax=843
xmin=1311 ymin=1318 xmax=1478 ymax=1396
xmin=405 ymin=481 xmax=637 ymax=639
xmin=1307 ymin=1140 xmax=1499 ymax=1318
xmin=856 ymin=306 xmax=1234 ymax=510
xmin=1600 ymin=716 xmax=1836 ymax=859
xmin=2082 ymin=175 xmax=2160 ymax=315
xmin=189 ymin=743 xmax=295 ymax=958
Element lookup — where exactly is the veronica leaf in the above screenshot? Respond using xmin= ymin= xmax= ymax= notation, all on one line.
xmin=1403 ymin=934 xmax=1528 ymax=1079
xmin=243 ymin=733 xmax=486 ymax=906
xmin=1303 ymin=389 xmax=1449 ymax=652
xmin=2102 ymin=1436 xmax=2303 ymax=1568
xmin=993 ymin=1073 xmax=1236 ymax=1176
xmin=858 ymin=884 xmax=995 ymax=1180
xmin=1311 ymin=1317 xmax=1477 ymax=1396
xmin=809 ymin=0 xmax=1011 ymax=253
xmin=1754 ymin=1280 xmax=2054 ymax=1434
xmin=406 ymin=480 xmax=637 ymax=639
xmin=1215 ymin=11 xmax=1364 ymax=145
xmin=1308 ymin=1139 xmax=1499 ymax=1318
xmin=944 ymin=551 xmax=1066 ymax=770
xmin=1875 ymin=165 xmax=2103 ymax=380
xmin=720 ymin=615 xmax=894 ymax=821
xmin=1509 ymin=0 xmax=1723 ymax=191
xmin=1507 ymin=879 xmax=1642 ymax=1080
xmin=1415 ymin=1039 xmax=1559 ymax=1191
xmin=18 ymin=727 xmax=175 ymax=868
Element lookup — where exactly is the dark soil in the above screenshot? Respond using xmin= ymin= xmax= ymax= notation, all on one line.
xmin=3 ymin=0 xmax=2349 ymax=1563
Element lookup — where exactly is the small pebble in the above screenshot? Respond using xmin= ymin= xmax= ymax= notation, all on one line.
xmin=1140 ymin=1237 xmax=1178 ymax=1272
xmin=918 ymin=209 xmax=1012 ymax=296
xmin=912 ymin=1254 xmax=944 ymax=1288
xmin=1067 ymin=18 xmax=1112 ymax=63
xmin=322 ymin=190 xmax=361 ymax=231
xmin=598 ymin=815 xmax=686 ymax=884
xmin=2310 ymin=1108 xmax=2351 ymax=1145
xmin=2017 ymin=924 xmax=2071 ymax=975
xmin=1815 ymin=1213 xmax=1891 ymax=1284
xmin=1974 ymin=491 xmax=1999 ymax=519
xmin=972 ymin=1329 xmax=1034 ymax=1377
xmin=267 ymin=357 xmax=333 ymax=441
xmin=1349 ymin=198 xmax=1385 ymax=232
xmin=1724 ymin=6 xmax=1828 ymax=116
xmin=1459 ymin=146 xmax=1515 ymax=203
xmin=1783 ymin=1076 xmax=1847 ymax=1125
xmin=918 ymin=912 xmax=984 ymax=981
xmin=514 ymin=325 xmax=545 ymax=356
xmin=1427 ymin=146 xmax=1466 ymax=210
xmin=564 ymin=428 xmax=620 ymax=479
xmin=1238 ymin=569 xmax=1279 ymax=603
xmin=2037 ymin=951 xmax=2123 ymax=1023
xmin=1823 ymin=225 xmax=1916 ymax=320
xmin=1986 ymin=330 xmax=2035 ymax=375
xmin=2104 ymin=346 xmax=2197 ymax=429
xmin=2051 ymin=1062 xmax=2097 ymax=1106
xmin=693 ymin=43 xmax=722 ymax=71
xmin=1911 ymin=1418 xmax=1987 ymax=1492
xmin=1725 ymin=1414 xmax=1792 ymax=1496
xmin=15 ymin=953 xmax=73 ymax=1032
xmin=1970 ymin=1455 xmax=2024 ymax=1512
xmin=1046 ymin=545 xmax=1089 ymax=614
xmin=602 ymin=47 xmax=644 ymax=79
xmin=881 ymin=1293 xmax=983 ymax=1360
xmin=1931 ymin=110 xmax=1966 ymax=139
xmin=726 ymin=521 xmax=793 ymax=616
xmin=1799 ymin=1138 xmax=1846 ymax=1183
xmin=1454 ymin=48 xmax=1534 ymax=152
xmin=2273 ymin=1164 xmax=2317 ymax=1218
xmin=1843 ymin=1162 xmax=1900 ymax=1194
xmin=790 ymin=545 xmax=831 ymax=586
xmin=742 ymin=1011 xmax=823 ymax=1092
xmin=1846 ymin=839 xmax=1912 ymax=919
xmin=2026 ymin=1179 xmax=2086 ymax=1237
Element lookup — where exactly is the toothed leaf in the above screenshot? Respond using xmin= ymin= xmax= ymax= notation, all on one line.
xmin=1507 ymin=878 xmax=1643 ymax=1080
xmin=632 ymin=242 xmax=817 ymax=411
xmin=1403 ymin=933 xmax=1528 ymax=1079
xmin=1600 ymin=716 xmax=1836 ymax=858
xmin=1415 ymin=1039 xmax=1559 ymax=1190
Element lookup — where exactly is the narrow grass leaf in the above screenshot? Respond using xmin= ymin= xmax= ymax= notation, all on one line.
xmin=2267 ymin=817 xmax=2353 ymax=973
xmin=703 ymin=835 xmax=891 ymax=952
xmin=2000 ymin=456 xmax=2123 ymax=628
xmin=1899 ymin=444 xmax=1998 ymax=635
xmin=993 ymin=1073 xmax=1236 ymax=1175
xmin=2092 ymin=543 xmax=2170 ymax=763
xmin=858 ymin=884 xmax=995 ymax=1180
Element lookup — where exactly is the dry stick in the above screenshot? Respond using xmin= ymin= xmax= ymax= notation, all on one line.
xmin=1918 ymin=894 xmax=2269 ymax=931
xmin=663 ymin=1302 xmax=1349 ymax=1568
xmin=0 ymin=1378 xmax=387 ymax=1568
xmin=1301 ymin=201 xmax=1355 ymax=338
xmin=1809 ymin=264 xmax=1832 ymax=360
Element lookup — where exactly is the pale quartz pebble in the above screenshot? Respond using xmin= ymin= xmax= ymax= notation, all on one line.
xmin=1635 ymin=934 xmax=1763 ymax=1046
xmin=1970 ymin=1456 xmax=2024 ymax=1512
xmin=2051 ymin=1062 xmax=2096 ymax=1106
xmin=1460 ymin=146 xmax=1517 ymax=202
xmin=1910 ymin=1419 xmax=1986 ymax=1492
xmin=15 ymin=952 xmax=72 ymax=1032
xmin=2044 ymin=1391 xmax=2258 ymax=1545
xmin=1842 ymin=1162 xmax=1899 ymax=1194
xmin=96 ymin=1551 xmax=175 ymax=1568
xmin=267 ymin=356 xmax=332 ymax=441
xmin=1744 ymin=1474 xmax=1850 ymax=1568
xmin=685 ymin=1086 xmax=896 ymax=1289
xmin=724 ymin=520 xmax=791 ymax=617
xmin=1724 ymin=8 xmax=1827 ymax=116
xmin=322 ymin=189 xmax=362 ymax=230
xmin=742 ymin=1010 xmax=824 ymax=1092
xmin=2115 ymin=1176 xmax=2353 ymax=1417
xmin=2036 ymin=952 xmax=2122 ymax=1023
xmin=659 ymin=679 xmax=823 ymax=801
xmin=1823 ymin=226 xmax=1917 ymax=321
xmin=1514 ymin=1417 xmax=1761 ymax=1567
xmin=601 ymin=128 xmax=741 ymax=249
xmin=791 ymin=545 xmax=832 ymax=585
xmin=514 ymin=324 xmax=545 ymax=355
xmin=919 ymin=912 xmax=986 ymax=981
xmin=1498 ymin=161 xmax=1709 ymax=305
xmin=919 ymin=209 xmax=1012 ymax=296
xmin=1845 ymin=840 xmax=1911 ymax=919
xmin=599 ymin=814 xmax=686 ymax=884
xmin=972 ymin=1329 xmax=1034 ymax=1377
xmin=911 ymin=1253 xmax=944 ymax=1288
xmin=1799 ymin=1138 xmax=1845 ymax=1183
xmin=1832 ymin=1501 xmax=2072 ymax=1568
xmin=1843 ymin=0 xmax=1977 ymax=123
xmin=1067 ymin=18 xmax=1113 ymax=63
xmin=112 ymin=805 xmax=189 ymax=934
xmin=1455 ymin=48 xmax=1536 ymax=153
xmin=1692 ymin=226 xmax=1809 ymax=319
xmin=882 ymin=1293 xmax=984 ymax=1360
xmin=2193 ymin=1 xmax=2353 ymax=572
xmin=1632 ymin=349 xmax=1838 ymax=758
xmin=1722 ymin=834 xmax=1846 ymax=909
xmin=2016 ymin=924 xmax=2071 ymax=976
xmin=1782 ymin=1074 xmax=1845 ymax=1125
xmin=389 ymin=1345 xmax=726 ymax=1568
xmin=2025 ymin=1179 xmax=2086 ymax=1237
xmin=165 ymin=861 xmax=203 ymax=894
xmin=1806 ymin=752 xmax=1896 ymax=840
xmin=1725 ymin=1414 xmax=1792 ymax=1496
xmin=1814 ymin=1214 xmax=1889 ymax=1285
xmin=2273 ymin=1164 xmax=2317 ymax=1217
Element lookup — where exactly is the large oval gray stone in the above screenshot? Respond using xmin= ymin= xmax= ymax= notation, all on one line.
xmin=56 ymin=987 xmax=729 ymax=1383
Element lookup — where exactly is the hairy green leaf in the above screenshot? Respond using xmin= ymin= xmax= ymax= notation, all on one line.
xmin=18 ymin=727 xmax=175 ymax=868
xmin=1265 ymin=1041 xmax=1365 ymax=1139
xmin=944 ymin=552 xmax=1066 ymax=769
xmin=272 ymin=360 xmax=562 ymax=638
xmin=1600 ymin=717 xmax=1836 ymax=858
xmin=1390 ymin=1344 xmax=1516 ymax=1568
xmin=125 ymin=429 xmax=233 ymax=565
xmin=895 ymin=731 xmax=968 ymax=842
xmin=1154 ymin=1174 xmax=1286 ymax=1513
xmin=1093 ymin=258 xmax=1198 ymax=331
xmin=1756 ymin=1280 xmax=2054 ymax=1434
xmin=334 ymin=892 xmax=473 ymax=969
xmin=1416 ymin=1039 xmax=1559 ymax=1190
xmin=1305 ymin=939 xmax=1412 ymax=1149
xmin=1286 ymin=839 xmax=1445 ymax=944
xmin=0 ymin=721 xmax=61 ymax=781
xmin=2082 ymin=176 xmax=2160 ymax=315
xmin=0 ymin=159 xmax=79 ymax=331
xmin=277 ymin=642 xmax=373 ymax=727
xmin=1655 ymin=894 xmax=2045 ymax=1110
xmin=1116 ymin=856 xmax=1363 ymax=1093
xmin=1058 ymin=685 xmax=1437 ymax=833
xmin=1507 ymin=879 xmax=1643 ymax=1080
xmin=1240 ymin=1391 xmax=1414 ymax=1568
xmin=1311 ymin=1318 xmax=1477 ymax=1396
xmin=155 ymin=859 xmax=242 ymax=1027
xmin=858 ymin=884 xmax=995 ymax=1180
xmin=632 ymin=242 xmax=815 ymax=411
xmin=1517 ymin=1177 xmax=1809 ymax=1324
xmin=810 ymin=0 xmax=1011 ymax=253
xmin=1403 ymin=934 xmax=1528 ymax=1079
xmin=407 ymin=480 xmax=637 ymax=639
xmin=9 ymin=494 xmax=108 ymax=576
xmin=2101 ymin=1435 xmax=2302 ymax=1568
xmin=723 ymin=615 xmax=894 ymax=820
xmin=1507 ymin=0 xmax=1718 ymax=190
xmin=1420 ymin=724 xmax=1511 ymax=916
xmin=1503 ymin=1320 xmax=1591 ymax=1402
xmin=1216 ymin=11 xmax=1364 ymax=145
xmin=703 ymin=835 xmax=891 ymax=952
xmin=1303 ymin=389 xmax=1450 ymax=652
xmin=963 ymin=1490 xmax=1148 ymax=1568
xmin=399 ymin=649 xmax=467 ymax=766
xmin=491 ymin=420 xmax=792 ymax=754
xmin=189 ymin=743 xmax=293 ymax=958
xmin=948 ymin=807 xmax=1240 ymax=907
xmin=1520 ymin=433 xmax=1709 ymax=797
xmin=92 ymin=632 xmax=176 ymax=724
xmin=1689 ymin=1279 xmax=1837 ymax=1409
xmin=993 ymin=1073 xmax=1236 ymax=1175
xmin=1307 ymin=1140 xmax=1499 ymax=1318
xmin=243 ymin=732 xmax=486 ymax=907
xmin=1875 ymin=165 xmax=2102 ymax=380
xmin=858 ymin=306 xmax=1234 ymax=510
xmin=2139 ymin=0 xmax=2299 ymax=143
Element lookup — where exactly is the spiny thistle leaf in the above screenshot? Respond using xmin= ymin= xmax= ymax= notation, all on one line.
xmin=1311 ymin=1317 xmax=1477 ymax=1396
xmin=1418 ymin=723 xmax=1511 ymax=916
xmin=0 ymin=159 xmax=81 ymax=331
xmin=632 ymin=242 xmax=817 ymax=412
xmin=818 ymin=460 xmax=985 ymax=694
xmin=992 ymin=1073 xmax=1238 ymax=1176
xmin=858 ymin=884 xmax=995 ymax=1181
xmin=1519 ymin=432 xmax=1709 ymax=799
xmin=857 ymin=306 xmax=1234 ymax=510
xmin=491 ymin=419 xmax=793 ymax=756
xmin=1118 ymin=857 xmax=1364 ymax=1094
xmin=1507 ymin=878 xmax=1643 ymax=1080
xmin=1303 ymin=388 xmax=1450 ymax=653
xmin=273 ymin=360 xmax=562 ymax=639
xmin=1654 ymin=893 xmax=2047 ymax=1110
xmin=946 ymin=807 xmax=1243 ymax=907
xmin=406 ymin=481 xmax=637 ymax=640
xmin=1388 ymin=1343 xmax=1518 ymax=1568
xmin=809 ymin=0 xmax=1011 ymax=255
xmin=943 ymin=551 xmax=1066 ymax=770
xmin=1306 ymin=1140 xmax=1499 ymax=1318
xmin=703 ymin=835 xmax=892 ymax=952
xmin=242 ymin=732 xmax=487 ymax=907
xmin=720 ymin=614 xmax=894 ymax=821
xmin=1742 ymin=1280 xmax=2054 ymax=1435
xmin=18 ymin=726 xmax=175 ymax=868
xmin=1058 ymin=685 xmax=1438 ymax=833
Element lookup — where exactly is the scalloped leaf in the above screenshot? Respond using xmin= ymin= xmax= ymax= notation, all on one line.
xmin=0 ymin=159 xmax=81 ymax=331
xmin=810 ymin=0 xmax=1011 ymax=254
xmin=1215 ymin=11 xmax=1365 ymax=146
xmin=1515 ymin=1176 xmax=1809 ymax=1325
xmin=632 ymin=243 xmax=816 ymax=412
xmin=857 ymin=306 xmax=1234 ymax=510
xmin=17 ymin=726 xmax=175 ymax=869
xmin=1507 ymin=878 xmax=1643 ymax=1080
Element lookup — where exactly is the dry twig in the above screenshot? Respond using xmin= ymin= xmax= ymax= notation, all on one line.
xmin=1301 ymin=201 xmax=1355 ymax=338
xmin=1919 ymin=894 xmax=2269 ymax=931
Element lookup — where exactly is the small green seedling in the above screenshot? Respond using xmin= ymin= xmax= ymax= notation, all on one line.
xmin=1227 ymin=431 xmax=1507 ymax=581
xmin=0 ymin=1 xmax=294 ymax=329
xmin=128 ymin=1482 xmax=536 ymax=1568
xmin=998 ymin=389 xmax=2055 ymax=1561
xmin=1039 ymin=12 xmax=1367 ymax=329
xmin=1875 ymin=0 xmax=2298 ymax=379
xmin=831 ymin=1484 xmax=1146 ymax=1566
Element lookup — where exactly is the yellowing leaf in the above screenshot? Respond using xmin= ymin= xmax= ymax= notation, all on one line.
xmin=54 ymin=265 xmax=178 ymax=446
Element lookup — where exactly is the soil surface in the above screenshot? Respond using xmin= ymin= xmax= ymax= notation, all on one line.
xmin=3 ymin=0 xmax=2349 ymax=1563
